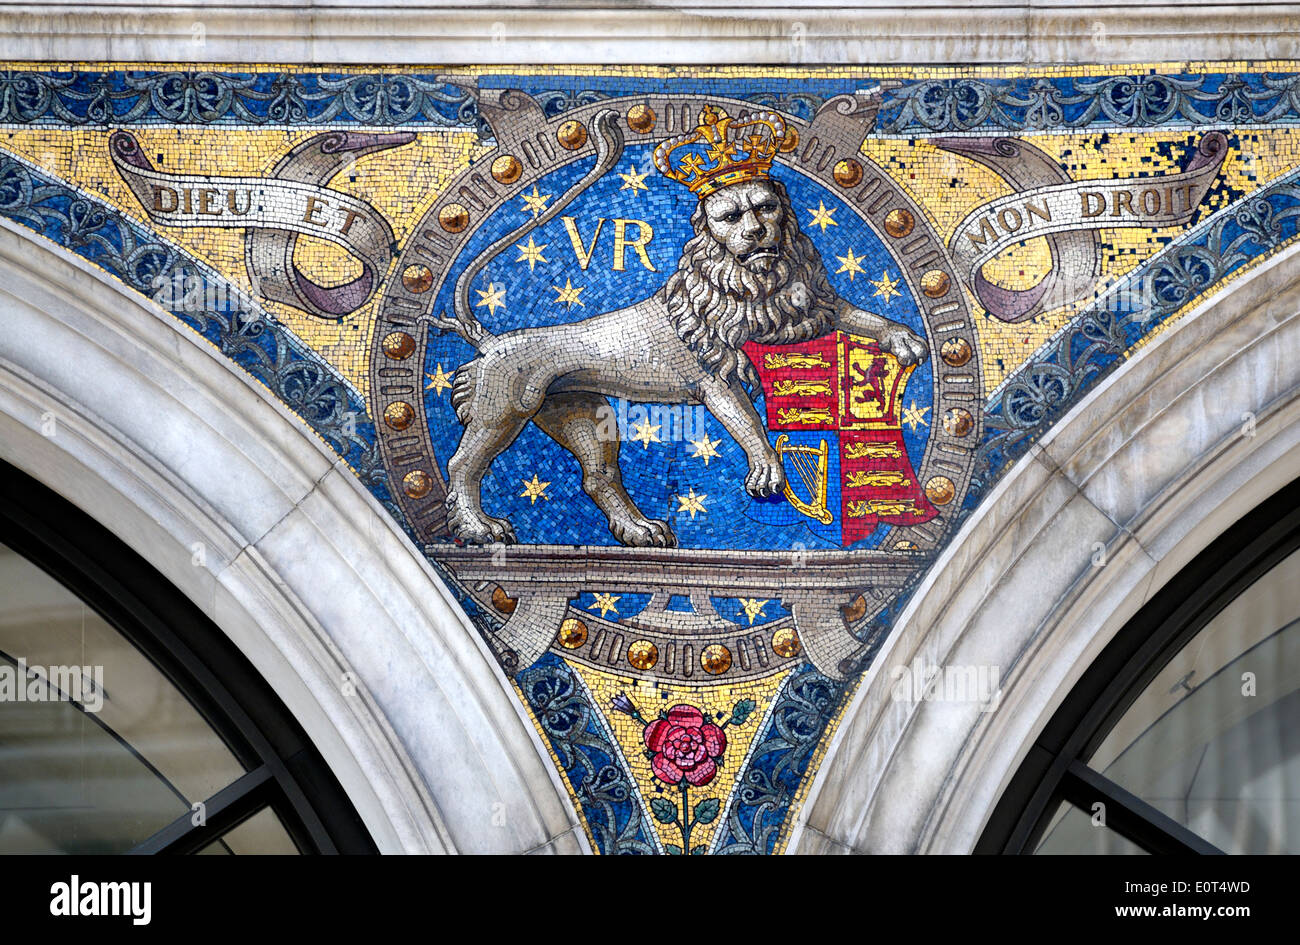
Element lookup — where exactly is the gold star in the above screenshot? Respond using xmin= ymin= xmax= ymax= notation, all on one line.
xmin=870 ymin=269 xmax=902 ymax=304
xmin=836 ymin=248 xmax=867 ymax=281
xmin=807 ymin=200 xmax=838 ymax=233
xmin=619 ymin=167 xmax=649 ymax=197
xmin=475 ymin=282 xmax=506 ymax=315
xmin=739 ymin=598 xmax=769 ymax=625
xmin=902 ymin=400 xmax=931 ymax=432
xmin=552 ymin=278 xmax=585 ymax=309
xmin=588 ymin=592 xmax=621 ymax=619
xmin=515 ymin=236 xmax=548 ymax=271
xmin=425 ymin=363 xmax=453 ymax=396
xmin=630 ymin=418 xmax=662 ymax=448
xmin=676 ymin=487 xmax=708 ymax=519
xmin=519 ymin=473 xmax=551 ymax=505
xmin=689 ymin=435 xmax=722 ymax=466
xmin=520 ymin=185 xmax=552 ymax=219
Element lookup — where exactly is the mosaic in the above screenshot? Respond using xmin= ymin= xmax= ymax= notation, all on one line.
xmin=6 ymin=62 xmax=1300 ymax=853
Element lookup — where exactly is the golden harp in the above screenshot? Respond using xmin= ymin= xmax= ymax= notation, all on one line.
xmin=773 ymin=434 xmax=834 ymax=525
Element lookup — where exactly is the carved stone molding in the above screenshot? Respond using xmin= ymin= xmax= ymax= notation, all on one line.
xmin=0 ymin=218 xmax=585 ymax=854
xmin=793 ymin=241 xmax=1300 ymax=854
xmin=0 ymin=4 xmax=1296 ymax=66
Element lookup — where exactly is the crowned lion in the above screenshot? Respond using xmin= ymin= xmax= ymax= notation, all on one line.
xmin=435 ymin=107 xmax=928 ymax=547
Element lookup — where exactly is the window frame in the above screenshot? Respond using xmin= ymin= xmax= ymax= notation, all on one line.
xmin=977 ymin=475 xmax=1300 ymax=855
xmin=0 ymin=458 xmax=378 ymax=855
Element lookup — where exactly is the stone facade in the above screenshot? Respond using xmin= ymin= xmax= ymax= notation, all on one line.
xmin=0 ymin=7 xmax=1297 ymax=853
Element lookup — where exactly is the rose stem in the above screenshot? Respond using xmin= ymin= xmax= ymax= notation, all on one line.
xmin=680 ymin=781 xmax=693 ymax=854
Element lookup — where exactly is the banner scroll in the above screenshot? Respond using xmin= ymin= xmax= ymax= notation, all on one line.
xmin=938 ymin=132 xmax=1229 ymax=322
xmin=110 ymin=130 xmax=412 ymax=319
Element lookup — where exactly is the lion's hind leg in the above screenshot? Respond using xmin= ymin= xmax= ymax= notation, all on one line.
xmin=534 ymin=393 xmax=676 ymax=548
xmin=445 ymin=417 xmax=522 ymax=545
xmin=444 ymin=356 xmax=530 ymax=544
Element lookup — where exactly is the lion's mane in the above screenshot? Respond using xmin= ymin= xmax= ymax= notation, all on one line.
xmin=662 ymin=178 xmax=838 ymax=391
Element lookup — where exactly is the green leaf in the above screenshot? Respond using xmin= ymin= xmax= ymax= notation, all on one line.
xmin=691 ymin=845 xmax=707 ymax=856
xmin=650 ymin=797 xmax=679 ymax=824
xmin=665 ymin=844 xmax=683 ymax=856
xmin=730 ymin=698 xmax=756 ymax=725
xmin=693 ymin=797 xmax=721 ymax=824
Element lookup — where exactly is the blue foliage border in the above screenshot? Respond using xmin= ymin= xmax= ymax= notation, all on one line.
xmin=4 ymin=68 xmax=1300 ymax=135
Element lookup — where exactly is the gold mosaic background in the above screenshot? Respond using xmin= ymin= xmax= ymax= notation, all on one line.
xmin=4 ymin=60 xmax=1296 ymax=853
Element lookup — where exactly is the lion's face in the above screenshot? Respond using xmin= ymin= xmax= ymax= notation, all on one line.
xmin=666 ymin=176 xmax=838 ymax=388
xmin=701 ymin=180 xmax=784 ymax=272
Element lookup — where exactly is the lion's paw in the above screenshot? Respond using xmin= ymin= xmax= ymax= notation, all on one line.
xmin=610 ymin=516 xmax=676 ymax=548
xmin=447 ymin=494 xmax=517 ymax=545
xmin=483 ymin=515 xmax=517 ymax=544
xmin=746 ymin=452 xmax=786 ymax=498
xmin=881 ymin=326 xmax=929 ymax=366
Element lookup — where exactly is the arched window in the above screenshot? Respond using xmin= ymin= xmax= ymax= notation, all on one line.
xmin=0 ymin=460 xmax=376 ymax=854
xmin=980 ymin=477 xmax=1300 ymax=855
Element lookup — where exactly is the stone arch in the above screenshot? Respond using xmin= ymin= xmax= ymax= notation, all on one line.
xmin=793 ymin=243 xmax=1300 ymax=853
xmin=0 ymin=219 xmax=584 ymax=854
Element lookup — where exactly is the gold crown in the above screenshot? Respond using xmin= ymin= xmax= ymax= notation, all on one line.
xmin=653 ymin=105 xmax=791 ymax=198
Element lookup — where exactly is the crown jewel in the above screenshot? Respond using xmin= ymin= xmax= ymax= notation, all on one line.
xmin=653 ymin=106 xmax=789 ymax=198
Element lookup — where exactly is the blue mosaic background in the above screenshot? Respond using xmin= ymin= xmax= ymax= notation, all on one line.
xmin=423 ymin=149 xmax=931 ymax=550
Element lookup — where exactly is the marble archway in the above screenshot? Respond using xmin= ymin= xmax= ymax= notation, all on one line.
xmin=793 ymin=243 xmax=1300 ymax=853
xmin=0 ymin=218 xmax=584 ymax=854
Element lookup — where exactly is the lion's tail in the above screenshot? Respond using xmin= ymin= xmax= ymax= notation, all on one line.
xmin=440 ymin=107 xmax=623 ymax=354
xmin=430 ymin=308 xmax=493 ymax=350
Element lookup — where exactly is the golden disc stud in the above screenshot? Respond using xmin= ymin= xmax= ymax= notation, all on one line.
xmin=438 ymin=204 xmax=469 ymax=233
xmin=833 ymin=159 xmax=863 ymax=188
xmin=627 ymin=640 xmax=659 ymax=670
xmin=557 ymin=618 xmax=588 ymax=649
xmin=920 ymin=269 xmax=951 ymax=299
xmin=943 ymin=407 xmax=974 ymax=438
xmin=940 ymin=337 xmax=972 ymax=367
xmin=700 ymin=644 xmax=732 ymax=675
xmin=401 ymin=264 xmax=433 ymax=294
xmin=402 ymin=470 xmax=433 ymax=499
xmin=383 ymin=401 xmax=415 ymax=431
xmin=841 ymin=595 xmax=867 ymax=622
xmin=491 ymin=586 xmax=517 ymax=615
xmin=626 ymin=104 xmax=656 ymax=134
xmin=772 ymin=628 xmax=801 ymax=659
xmin=381 ymin=331 xmax=416 ymax=360
xmin=491 ymin=154 xmax=522 ymax=185
xmin=557 ymin=120 xmax=587 ymax=150
xmin=884 ymin=208 xmax=915 ymax=238
xmin=925 ymin=476 xmax=956 ymax=505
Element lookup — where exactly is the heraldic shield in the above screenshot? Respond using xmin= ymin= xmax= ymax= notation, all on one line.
xmin=744 ymin=331 xmax=938 ymax=547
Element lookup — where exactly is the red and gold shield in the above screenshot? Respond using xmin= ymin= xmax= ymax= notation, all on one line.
xmin=744 ymin=332 xmax=937 ymax=545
